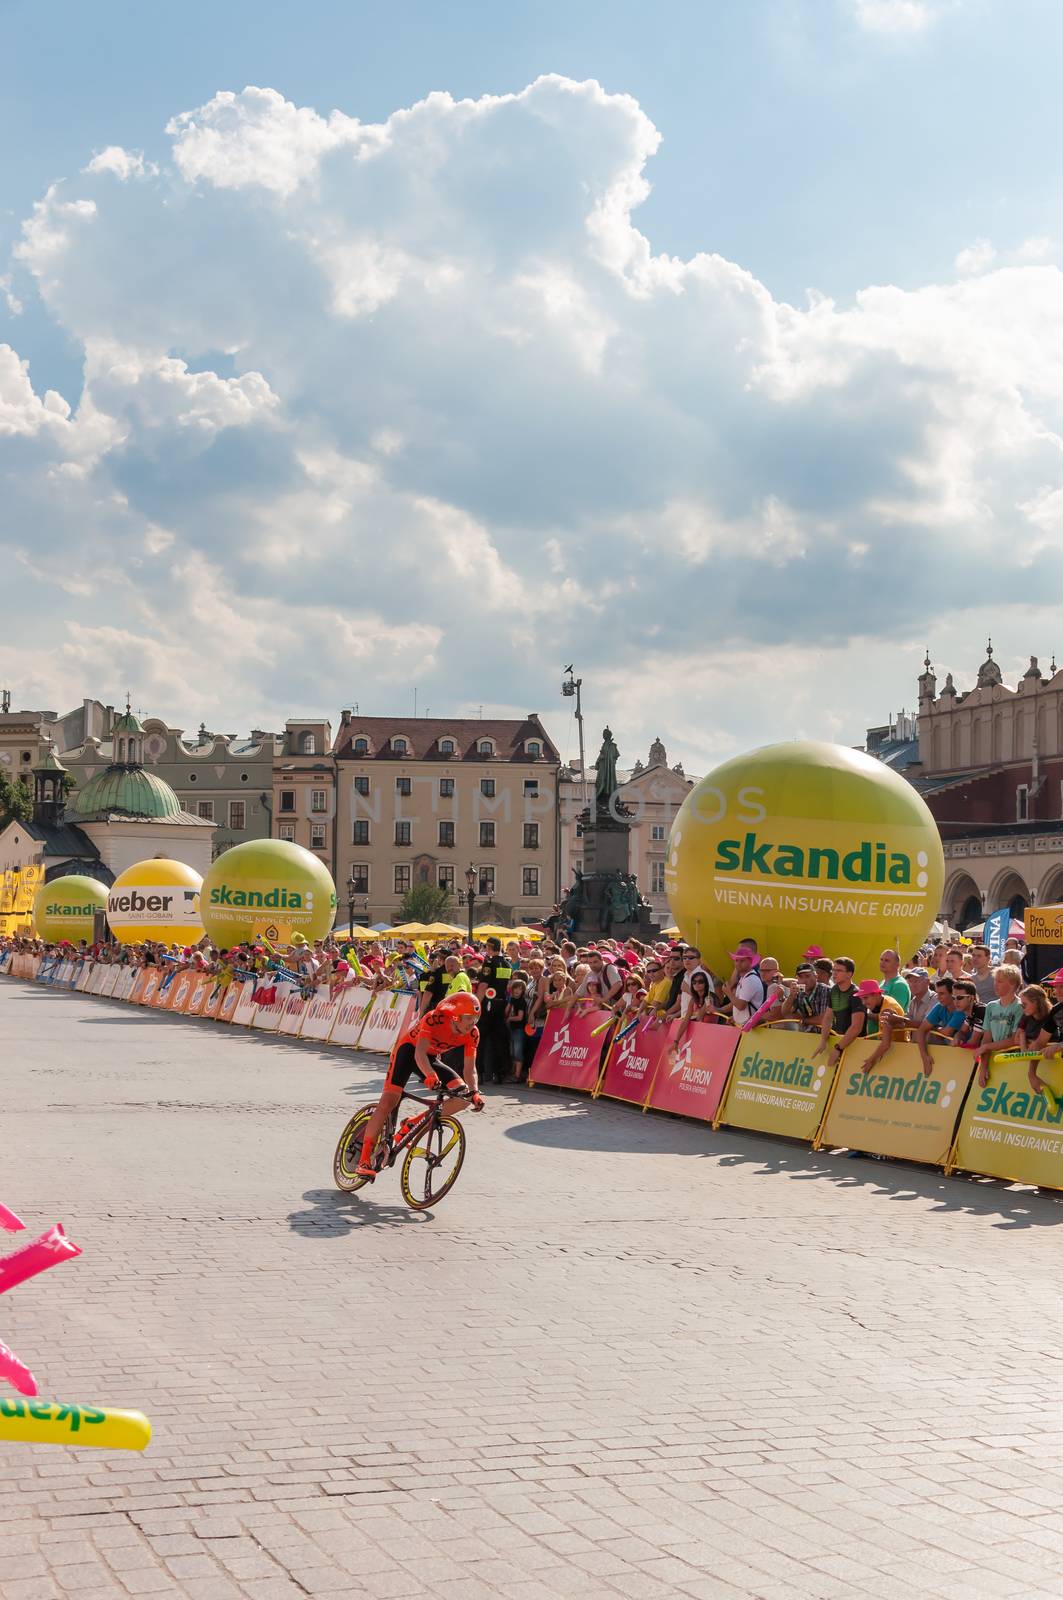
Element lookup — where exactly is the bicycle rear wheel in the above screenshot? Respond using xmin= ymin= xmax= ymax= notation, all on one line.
xmin=333 ymin=1106 xmax=376 ymax=1191
xmin=400 ymin=1114 xmax=466 ymax=1209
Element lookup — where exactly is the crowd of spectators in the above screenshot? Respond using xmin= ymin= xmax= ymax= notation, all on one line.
xmin=4 ymin=922 xmax=1061 ymax=1100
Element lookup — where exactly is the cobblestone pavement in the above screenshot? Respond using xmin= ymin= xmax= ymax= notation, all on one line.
xmin=3 ymin=982 xmax=1063 ymax=1600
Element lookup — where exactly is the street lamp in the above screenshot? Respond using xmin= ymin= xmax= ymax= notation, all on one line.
xmin=457 ymin=863 xmax=477 ymax=944
xmin=345 ymin=871 xmax=368 ymax=939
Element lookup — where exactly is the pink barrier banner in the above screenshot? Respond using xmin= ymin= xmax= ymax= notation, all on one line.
xmin=598 ymin=1017 xmax=670 ymax=1106
xmin=530 ymin=1005 xmax=614 ymax=1092
xmin=646 ymin=1020 xmax=740 ymax=1123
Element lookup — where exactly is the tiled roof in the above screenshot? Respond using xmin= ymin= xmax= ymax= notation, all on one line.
xmin=333 ymin=714 xmax=558 ymax=763
xmin=20 ymin=820 xmax=100 ymax=859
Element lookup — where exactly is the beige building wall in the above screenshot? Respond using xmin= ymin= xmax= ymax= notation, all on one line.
xmin=273 ymin=720 xmax=336 ymax=877
xmin=333 ymin=715 xmax=559 ymax=925
xmin=0 ymin=710 xmax=47 ymax=790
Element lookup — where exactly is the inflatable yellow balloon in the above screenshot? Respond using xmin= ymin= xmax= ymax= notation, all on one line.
xmin=106 ymin=857 xmax=204 ymax=946
xmin=0 ymin=1399 xmax=151 ymax=1451
xmin=33 ymin=875 xmax=108 ymax=944
xmin=665 ymin=741 xmax=944 ymax=977
xmin=200 ymin=839 xmax=336 ymax=947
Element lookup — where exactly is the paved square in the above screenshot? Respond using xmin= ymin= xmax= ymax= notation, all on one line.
xmin=3 ymin=980 xmax=1063 ymax=1599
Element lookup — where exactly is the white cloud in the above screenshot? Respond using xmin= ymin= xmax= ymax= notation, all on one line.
xmin=849 ymin=0 xmax=938 ymax=34
xmin=83 ymin=146 xmax=156 ymax=181
xmin=955 ymin=238 xmax=996 ymax=276
xmin=3 ymin=73 xmax=1063 ymax=764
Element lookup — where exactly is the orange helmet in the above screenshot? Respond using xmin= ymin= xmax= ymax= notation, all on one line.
xmin=440 ymin=991 xmax=481 ymax=1020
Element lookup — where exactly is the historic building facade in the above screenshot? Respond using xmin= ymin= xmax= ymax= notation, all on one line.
xmin=61 ymin=716 xmax=275 ymax=860
xmin=0 ymin=711 xmax=215 ymax=895
xmin=273 ymin=719 xmax=336 ymax=877
xmin=908 ymin=647 xmax=1063 ymax=926
xmin=333 ymin=714 xmax=560 ymax=926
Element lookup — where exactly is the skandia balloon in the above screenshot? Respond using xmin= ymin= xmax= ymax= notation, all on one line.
xmin=33 ymin=876 xmax=108 ymax=944
xmin=200 ymin=839 xmax=336 ymax=947
xmin=106 ymin=857 xmax=204 ymax=946
xmin=664 ymin=741 xmax=944 ymax=977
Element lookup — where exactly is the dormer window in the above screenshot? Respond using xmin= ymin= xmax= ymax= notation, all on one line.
xmin=300 ymin=732 xmax=316 ymax=755
xmin=352 ymin=737 xmax=369 ymax=755
xmin=392 ymin=736 xmax=408 ymax=754
xmin=439 ymin=737 xmax=456 ymax=755
xmin=477 ymin=739 xmax=493 ymax=756
xmin=526 ymin=740 xmax=542 ymax=758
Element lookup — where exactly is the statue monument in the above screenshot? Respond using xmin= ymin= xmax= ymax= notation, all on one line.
xmin=564 ymin=728 xmax=660 ymax=942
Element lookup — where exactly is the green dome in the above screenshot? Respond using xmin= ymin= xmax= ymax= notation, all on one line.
xmin=71 ymin=765 xmax=185 ymax=821
xmin=113 ymin=708 xmax=144 ymax=735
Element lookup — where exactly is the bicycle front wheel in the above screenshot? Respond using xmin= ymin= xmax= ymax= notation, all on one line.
xmin=333 ymin=1106 xmax=376 ymax=1192
xmin=400 ymin=1114 xmax=466 ymax=1209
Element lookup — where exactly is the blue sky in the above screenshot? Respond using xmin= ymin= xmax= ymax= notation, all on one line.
xmin=3 ymin=0 xmax=1063 ymax=770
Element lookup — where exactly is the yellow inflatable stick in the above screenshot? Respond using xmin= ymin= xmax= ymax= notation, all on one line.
xmin=0 ymin=1398 xmax=151 ymax=1450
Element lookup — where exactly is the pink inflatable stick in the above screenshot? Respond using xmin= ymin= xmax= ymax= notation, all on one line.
xmin=0 ymin=1203 xmax=25 ymax=1233
xmin=741 ymin=996 xmax=778 ymax=1033
xmin=0 ymin=1339 xmax=37 ymax=1396
xmin=0 ymin=1226 xmax=81 ymax=1296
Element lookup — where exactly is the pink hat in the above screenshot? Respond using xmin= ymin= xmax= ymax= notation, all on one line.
xmin=728 ymin=948 xmax=760 ymax=965
xmin=856 ymin=979 xmax=882 ymax=998
xmin=804 ymin=945 xmax=824 ymax=960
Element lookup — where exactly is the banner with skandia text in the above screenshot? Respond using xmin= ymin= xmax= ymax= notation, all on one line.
xmin=818 ymin=1039 xmax=974 ymax=1164
xmin=598 ymin=1016 xmax=668 ymax=1106
xmin=530 ymin=1005 xmax=614 ymax=1092
xmin=950 ymin=1052 xmax=1063 ymax=1190
xmin=646 ymin=1020 xmax=739 ymax=1123
xmin=716 ymin=1027 xmax=837 ymax=1140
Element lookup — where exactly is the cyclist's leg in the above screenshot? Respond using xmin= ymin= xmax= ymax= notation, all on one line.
xmin=439 ymin=1045 xmax=482 ymax=1116
xmin=359 ymin=1043 xmax=417 ymax=1170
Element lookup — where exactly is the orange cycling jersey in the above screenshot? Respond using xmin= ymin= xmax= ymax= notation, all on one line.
xmin=400 ymin=1007 xmax=480 ymax=1060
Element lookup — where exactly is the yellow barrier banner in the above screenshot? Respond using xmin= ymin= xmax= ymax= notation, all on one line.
xmin=715 ymin=1028 xmax=837 ymax=1140
xmin=818 ymin=1040 xmax=974 ymax=1164
xmin=949 ymin=1053 xmax=1063 ymax=1190
xmin=1026 ymin=904 xmax=1063 ymax=945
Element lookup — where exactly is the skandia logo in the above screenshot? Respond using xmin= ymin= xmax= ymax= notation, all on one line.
xmin=45 ymin=901 xmax=96 ymax=917
xmin=974 ymin=1083 xmax=1063 ymax=1126
xmin=846 ymin=1070 xmax=955 ymax=1107
xmin=209 ymin=886 xmax=306 ymax=908
xmin=739 ymin=1049 xmax=824 ymax=1089
xmin=714 ymin=835 xmax=916 ymax=887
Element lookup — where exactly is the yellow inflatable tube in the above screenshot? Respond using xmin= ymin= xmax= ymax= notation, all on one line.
xmin=0 ymin=1398 xmax=151 ymax=1450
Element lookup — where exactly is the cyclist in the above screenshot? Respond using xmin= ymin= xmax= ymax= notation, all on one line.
xmin=356 ymin=991 xmax=485 ymax=1179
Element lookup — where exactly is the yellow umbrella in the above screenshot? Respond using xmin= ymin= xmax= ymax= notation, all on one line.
xmin=337 ymin=926 xmax=379 ymax=941
xmin=389 ymin=922 xmax=432 ymax=936
xmin=661 ymin=925 xmax=680 ymax=937
xmin=510 ymin=926 xmax=544 ymax=941
xmin=472 ymin=924 xmax=516 ymax=940
xmin=421 ymin=921 xmax=465 ymax=936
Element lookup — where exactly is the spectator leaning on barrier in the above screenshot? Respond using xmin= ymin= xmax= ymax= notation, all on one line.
xmin=781 ymin=964 xmax=831 ymax=1031
xmin=855 ymin=979 xmax=907 ymax=1040
xmin=813 ymin=957 xmax=866 ymax=1070
xmin=971 ymin=963 xmax=1024 ymax=1085
xmin=916 ymin=977 xmax=969 ymax=1075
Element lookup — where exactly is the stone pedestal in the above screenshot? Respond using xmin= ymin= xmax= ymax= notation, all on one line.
xmin=567 ymin=808 xmax=660 ymax=943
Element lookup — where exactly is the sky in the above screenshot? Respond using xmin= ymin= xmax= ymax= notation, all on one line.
xmin=3 ymin=0 xmax=1063 ymax=778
